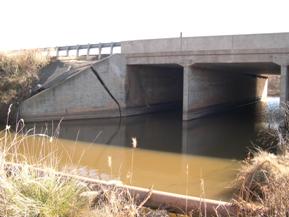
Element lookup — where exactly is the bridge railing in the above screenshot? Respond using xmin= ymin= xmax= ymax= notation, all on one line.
xmin=39 ymin=42 xmax=121 ymax=59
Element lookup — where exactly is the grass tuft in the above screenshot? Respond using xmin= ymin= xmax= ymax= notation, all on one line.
xmin=0 ymin=125 xmax=88 ymax=217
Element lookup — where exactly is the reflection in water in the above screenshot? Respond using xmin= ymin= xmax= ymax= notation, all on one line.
xmin=25 ymin=97 xmax=280 ymax=200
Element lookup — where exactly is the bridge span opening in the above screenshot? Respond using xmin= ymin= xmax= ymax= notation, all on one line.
xmin=126 ymin=64 xmax=184 ymax=116
xmin=182 ymin=62 xmax=280 ymax=120
xmin=183 ymin=62 xmax=280 ymax=120
xmin=125 ymin=62 xmax=280 ymax=121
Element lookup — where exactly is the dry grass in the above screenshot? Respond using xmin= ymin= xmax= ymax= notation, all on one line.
xmin=0 ymin=120 xmax=89 ymax=217
xmin=82 ymin=186 xmax=139 ymax=217
xmin=233 ymin=150 xmax=289 ymax=216
xmin=0 ymin=50 xmax=51 ymax=122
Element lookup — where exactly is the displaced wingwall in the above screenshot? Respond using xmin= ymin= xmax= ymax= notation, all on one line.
xmin=20 ymin=55 xmax=127 ymax=121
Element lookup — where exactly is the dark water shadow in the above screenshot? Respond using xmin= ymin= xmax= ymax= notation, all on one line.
xmin=26 ymin=98 xmax=280 ymax=160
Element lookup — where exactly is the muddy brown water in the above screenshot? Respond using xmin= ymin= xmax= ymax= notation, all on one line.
xmin=21 ymin=97 xmax=279 ymax=201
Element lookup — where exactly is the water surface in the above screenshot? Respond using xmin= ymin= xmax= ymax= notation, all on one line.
xmin=25 ymin=97 xmax=280 ymax=200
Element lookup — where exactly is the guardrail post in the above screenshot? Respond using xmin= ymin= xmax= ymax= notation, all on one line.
xmin=86 ymin=44 xmax=91 ymax=58
xmin=110 ymin=43 xmax=114 ymax=55
xmin=55 ymin=47 xmax=59 ymax=57
xmin=98 ymin=43 xmax=102 ymax=60
xmin=65 ymin=47 xmax=69 ymax=57
xmin=76 ymin=45 xmax=80 ymax=57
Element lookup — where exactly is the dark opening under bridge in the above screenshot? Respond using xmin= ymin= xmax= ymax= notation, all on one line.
xmin=20 ymin=32 xmax=289 ymax=121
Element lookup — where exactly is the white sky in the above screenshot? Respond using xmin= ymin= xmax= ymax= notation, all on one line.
xmin=0 ymin=0 xmax=289 ymax=51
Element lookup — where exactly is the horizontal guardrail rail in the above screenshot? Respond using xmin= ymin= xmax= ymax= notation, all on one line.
xmin=39 ymin=42 xmax=121 ymax=59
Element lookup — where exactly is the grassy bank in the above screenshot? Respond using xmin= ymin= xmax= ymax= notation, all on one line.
xmin=233 ymin=150 xmax=289 ymax=216
xmin=0 ymin=51 xmax=50 ymax=123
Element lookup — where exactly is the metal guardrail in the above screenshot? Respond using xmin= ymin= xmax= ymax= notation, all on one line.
xmin=40 ymin=42 xmax=121 ymax=59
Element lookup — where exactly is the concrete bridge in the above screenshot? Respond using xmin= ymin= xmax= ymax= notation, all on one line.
xmin=20 ymin=32 xmax=289 ymax=121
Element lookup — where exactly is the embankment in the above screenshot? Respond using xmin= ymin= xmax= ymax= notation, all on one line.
xmin=0 ymin=51 xmax=50 ymax=123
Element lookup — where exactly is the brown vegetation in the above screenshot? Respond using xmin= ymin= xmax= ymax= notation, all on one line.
xmin=233 ymin=150 xmax=289 ymax=216
xmin=0 ymin=51 xmax=51 ymax=123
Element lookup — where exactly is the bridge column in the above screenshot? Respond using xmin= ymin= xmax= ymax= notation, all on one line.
xmin=182 ymin=65 xmax=192 ymax=121
xmin=280 ymin=65 xmax=289 ymax=105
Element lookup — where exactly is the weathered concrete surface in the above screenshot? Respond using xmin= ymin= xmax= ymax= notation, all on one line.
xmin=121 ymin=32 xmax=289 ymax=54
xmin=21 ymin=55 xmax=127 ymax=121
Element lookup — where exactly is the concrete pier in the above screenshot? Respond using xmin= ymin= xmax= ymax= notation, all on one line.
xmin=280 ymin=65 xmax=289 ymax=104
xmin=20 ymin=32 xmax=289 ymax=121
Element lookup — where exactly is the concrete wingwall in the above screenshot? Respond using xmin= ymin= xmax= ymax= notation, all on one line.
xmin=20 ymin=55 xmax=127 ymax=121
xmin=182 ymin=65 xmax=268 ymax=120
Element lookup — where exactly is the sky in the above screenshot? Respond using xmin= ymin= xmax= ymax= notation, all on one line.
xmin=1 ymin=0 xmax=289 ymax=51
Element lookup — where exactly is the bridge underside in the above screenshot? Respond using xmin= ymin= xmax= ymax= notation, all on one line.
xmin=182 ymin=62 xmax=279 ymax=120
xmin=125 ymin=62 xmax=280 ymax=120
xmin=125 ymin=64 xmax=183 ymax=113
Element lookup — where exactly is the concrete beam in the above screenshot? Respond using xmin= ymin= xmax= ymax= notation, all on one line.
xmin=122 ymin=32 xmax=289 ymax=54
